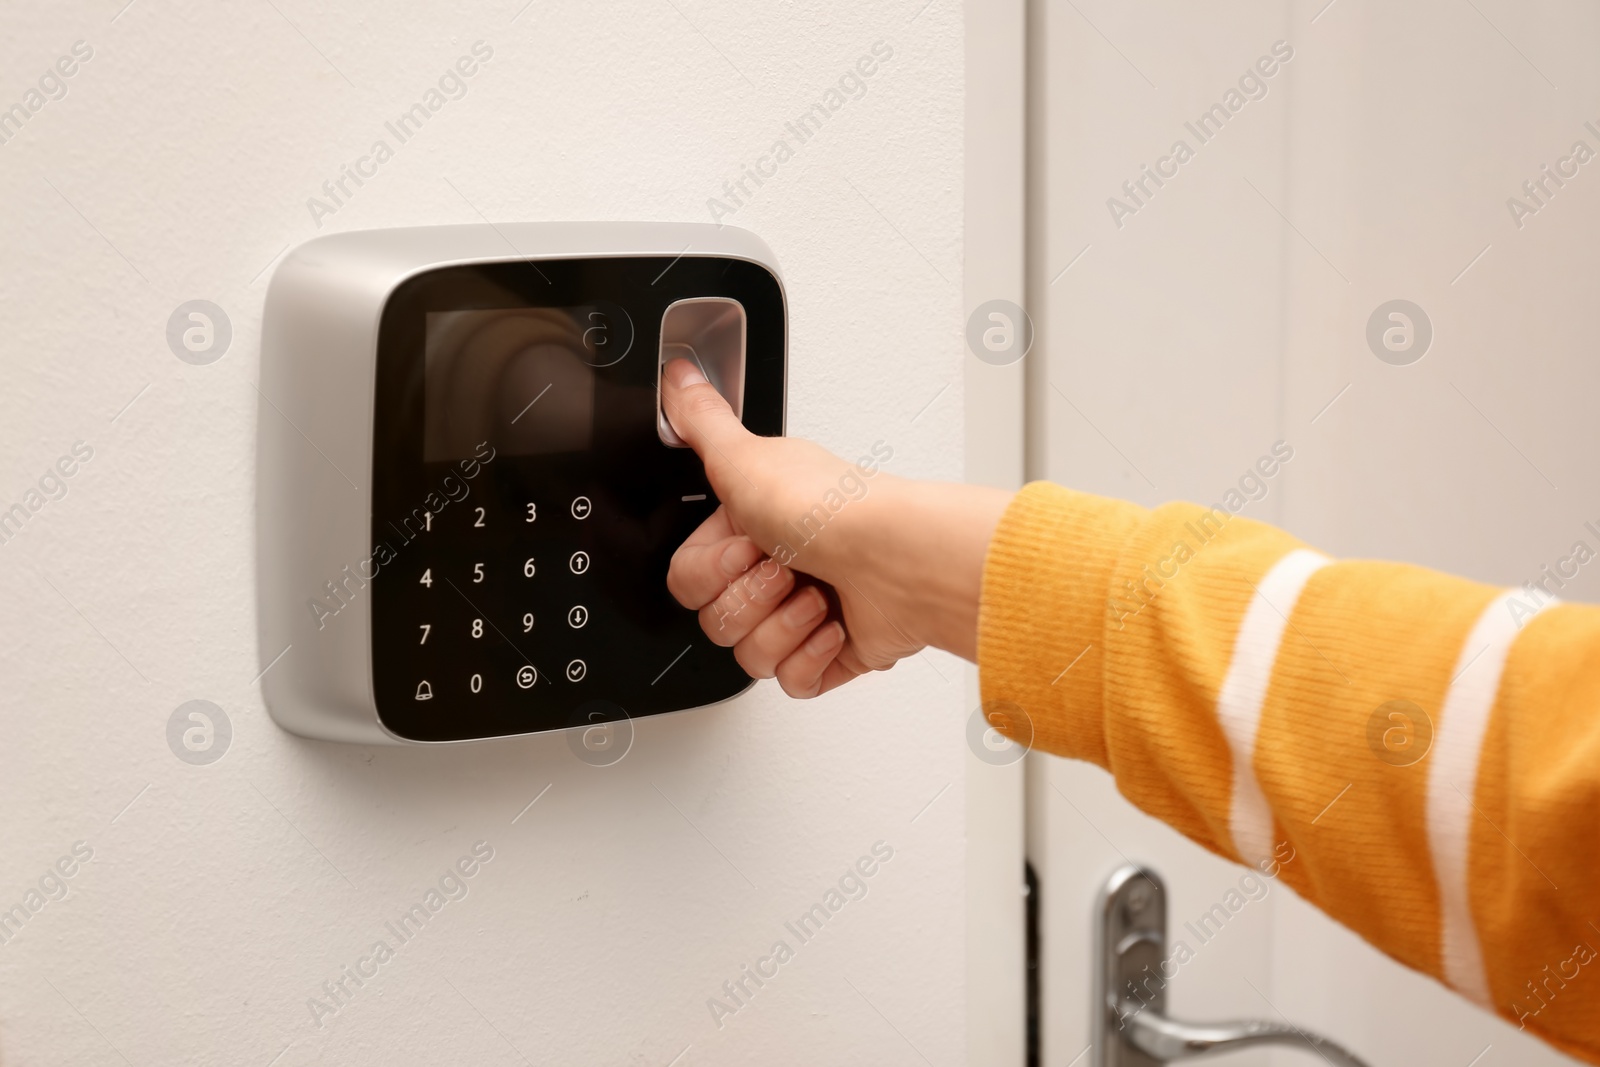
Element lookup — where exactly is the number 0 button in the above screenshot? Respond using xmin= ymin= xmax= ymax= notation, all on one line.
xmin=569 ymin=551 xmax=590 ymax=574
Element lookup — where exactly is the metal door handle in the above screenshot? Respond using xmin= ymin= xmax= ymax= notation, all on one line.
xmin=1095 ymin=865 xmax=1373 ymax=1066
xmin=1116 ymin=997 xmax=1369 ymax=1065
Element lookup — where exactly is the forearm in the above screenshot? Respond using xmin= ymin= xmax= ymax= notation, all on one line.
xmin=978 ymin=482 xmax=1600 ymax=1063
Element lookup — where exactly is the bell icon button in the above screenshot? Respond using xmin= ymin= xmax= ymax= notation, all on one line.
xmin=415 ymin=680 xmax=434 ymax=701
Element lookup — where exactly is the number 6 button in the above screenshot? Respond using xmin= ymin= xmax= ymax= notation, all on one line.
xmin=569 ymin=550 xmax=590 ymax=574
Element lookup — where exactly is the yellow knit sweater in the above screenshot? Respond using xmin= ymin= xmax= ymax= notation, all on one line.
xmin=977 ymin=482 xmax=1600 ymax=1064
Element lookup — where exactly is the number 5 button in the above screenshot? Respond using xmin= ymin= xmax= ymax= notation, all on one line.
xmin=569 ymin=550 xmax=590 ymax=574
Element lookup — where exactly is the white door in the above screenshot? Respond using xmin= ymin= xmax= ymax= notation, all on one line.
xmin=1024 ymin=1 xmax=1598 ymax=1063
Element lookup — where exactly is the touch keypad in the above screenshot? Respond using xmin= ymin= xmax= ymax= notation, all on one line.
xmin=407 ymin=490 xmax=600 ymax=703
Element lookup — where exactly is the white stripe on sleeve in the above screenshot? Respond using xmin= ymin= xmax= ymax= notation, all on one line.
xmin=1426 ymin=589 xmax=1549 ymax=1005
xmin=1215 ymin=548 xmax=1332 ymax=869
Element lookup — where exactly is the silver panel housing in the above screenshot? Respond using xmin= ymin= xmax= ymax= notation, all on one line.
xmin=256 ymin=222 xmax=783 ymax=744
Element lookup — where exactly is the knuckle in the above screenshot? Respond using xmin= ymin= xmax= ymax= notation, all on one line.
xmin=733 ymin=640 xmax=774 ymax=680
xmin=665 ymin=558 xmax=692 ymax=605
xmin=776 ymin=668 xmax=821 ymax=700
xmin=701 ymin=601 xmax=739 ymax=646
xmin=697 ymin=604 xmax=729 ymax=646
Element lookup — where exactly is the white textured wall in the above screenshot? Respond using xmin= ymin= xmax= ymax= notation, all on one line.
xmin=0 ymin=2 xmax=966 ymax=1063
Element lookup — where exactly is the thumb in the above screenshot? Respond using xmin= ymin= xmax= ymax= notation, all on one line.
xmin=661 ymin=358 xmax=753 ymax=486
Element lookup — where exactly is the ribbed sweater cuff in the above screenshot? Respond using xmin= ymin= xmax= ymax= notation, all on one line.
xmin=976 ymin=482 xmax=1147 ymax=769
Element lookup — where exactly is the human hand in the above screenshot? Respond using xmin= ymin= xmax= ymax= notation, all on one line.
xmin=660 ymin=358 xmax=1011 ymax=697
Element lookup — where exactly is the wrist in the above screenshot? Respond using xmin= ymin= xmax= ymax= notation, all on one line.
xmin=861 ymin=476 xmax=1013 ymax=661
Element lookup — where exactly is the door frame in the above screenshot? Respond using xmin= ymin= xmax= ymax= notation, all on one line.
xmin=964 ymin=0 xmax=1030 ymax=1063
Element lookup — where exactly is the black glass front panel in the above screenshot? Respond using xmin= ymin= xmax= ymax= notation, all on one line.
xmin=370 ymin=256 xmax=785 ymax=741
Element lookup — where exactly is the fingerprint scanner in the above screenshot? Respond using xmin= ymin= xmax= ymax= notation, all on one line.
xmin=658 ymin=298 xmax=746 ymax=447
